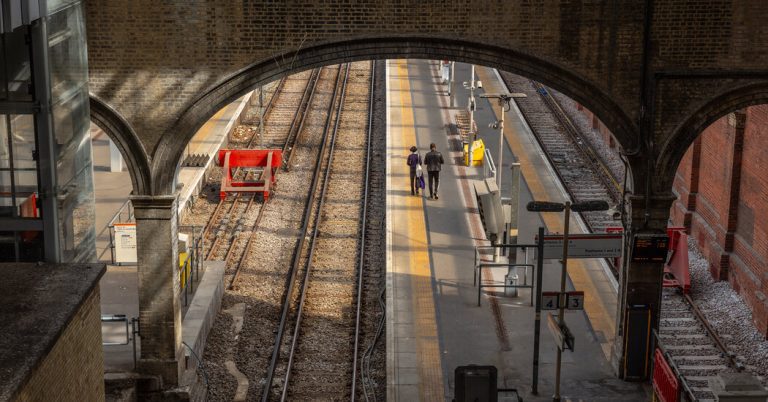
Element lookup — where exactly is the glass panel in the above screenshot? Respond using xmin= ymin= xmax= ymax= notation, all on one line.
xmin=0 ymin=39 xmax=6 ymax=100
xmin=58 ymin=160 xmax=95 ymax=263
xmin=19 ymin=230 xmax=44 ymax=262
xmin=0 ymin=171 xmax=13 ymax=212
xmin=2 ymin=27 xmax=33 ymax=101
xmin=47 ymin=0 xmax=80 ymax=15
xmin=10 ymin=115 xmax=37 ymax=172
xmin=0 ymin=231 xmax=17 ymax=262
xmin=0 ymin=231 xmax=42 ymax=262
xmin=48 ymin=3 xmax=87 ymax=101
xmin=0 ymin=114 xmax=9 ymax=169
xmin=53 ymin=89 xmax=89 ymax=186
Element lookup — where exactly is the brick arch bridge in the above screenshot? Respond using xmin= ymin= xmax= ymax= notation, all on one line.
xmin=82 ymin=0 xmax=768 ymax=385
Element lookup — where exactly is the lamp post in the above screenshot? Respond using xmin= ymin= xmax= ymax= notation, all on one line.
xmin=526 ymin=199 xmax=609 ymax=400
xmin=480 ymin=92 xmax=526 ymax=194
xmin=463 ymin=65 xmax=480 ymax=141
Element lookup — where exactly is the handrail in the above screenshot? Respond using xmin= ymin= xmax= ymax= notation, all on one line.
xmin=483 ymin=148 xmax=496 ymax=179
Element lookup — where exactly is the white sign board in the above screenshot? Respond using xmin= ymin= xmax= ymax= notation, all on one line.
xmin=113 ymin=223 xmax=137 ymax=264
xmin=539 ymin=234 xmax=622 ymax=259
xmin=541 ymin=292 xmax=560 ymax=310
xmin=566 ymin=291 xmax=585 ymax=310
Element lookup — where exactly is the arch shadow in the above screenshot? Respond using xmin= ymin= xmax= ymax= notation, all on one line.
xmin=89 ymin=94 xmax=152 ymax=195
xmin=149 ymin=35 xmax=639 ymax=195
xmin=656 ymin=81 xmax=768 ymax=190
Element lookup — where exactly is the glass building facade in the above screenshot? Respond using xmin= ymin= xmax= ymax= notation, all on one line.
xmin=0 ymin=0 xmax=95 ymax=263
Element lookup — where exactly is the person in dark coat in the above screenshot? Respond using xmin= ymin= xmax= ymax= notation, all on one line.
xmin=424 ymin=143 xmax=444 ymax=199
xmin=406 ymin=145 xmax=422 ymax=196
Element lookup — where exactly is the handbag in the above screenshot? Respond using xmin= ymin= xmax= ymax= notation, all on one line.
xmin=415 ymin=164 xmax=423 ymax=178
xmin=419 ymin=175 xmax=425 ymax=189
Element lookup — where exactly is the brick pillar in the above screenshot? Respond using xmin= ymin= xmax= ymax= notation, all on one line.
xmin=613 ymin=194 xmax=676 ymax=380
xmin=716 ymin=111 xmax=746 ymax=280
xmin=131 ymin=195 xmax=183 ymax=386
xmin=683 ymin=136 xmax=702 ymax=229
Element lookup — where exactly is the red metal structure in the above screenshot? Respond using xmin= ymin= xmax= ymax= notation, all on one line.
xmin=652 ymin=348 xmax=679 ymax=402
xmin=663 ymin=227 xmax=690 ymax=293
xmin=216 ymin=149 xmax=282 ymax=201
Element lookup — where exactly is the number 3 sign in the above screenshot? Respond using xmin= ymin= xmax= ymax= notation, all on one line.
xmin=566 ymin=291 xmax=585 ymax=310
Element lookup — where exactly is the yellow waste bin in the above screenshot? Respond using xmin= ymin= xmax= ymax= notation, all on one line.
xmin=463 ymin=139 xmax=485 ymax=166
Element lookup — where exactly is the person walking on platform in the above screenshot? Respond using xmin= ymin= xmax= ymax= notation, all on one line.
xmin=406 ymin=145 xmax=423 ymax=196
xmin=424 ymin=143 xmax=444 ymax=199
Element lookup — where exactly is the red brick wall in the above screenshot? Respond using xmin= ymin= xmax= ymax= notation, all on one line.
xmin=580 ymin=103 xmax=768 ymax=336
xmin=576 ymin=103 xmax=616 ymax=148
xmin=671 ymin=106 xmax=768 ymax=336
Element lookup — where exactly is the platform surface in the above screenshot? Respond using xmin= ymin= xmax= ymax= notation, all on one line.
xmin=386 ymin=59 xmax=649 ymax=401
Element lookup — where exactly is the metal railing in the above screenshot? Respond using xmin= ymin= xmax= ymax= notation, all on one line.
xmin=474 ymin=243 xmax=535 ymax=306
xmin=483 ymin=148 xmax=496 ymax=179
xmin=101 ymin=314 xmax=139 ymax=368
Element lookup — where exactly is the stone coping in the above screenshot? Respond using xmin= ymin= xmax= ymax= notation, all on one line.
xmin=0 ymin=262 xmax=106 ymax=401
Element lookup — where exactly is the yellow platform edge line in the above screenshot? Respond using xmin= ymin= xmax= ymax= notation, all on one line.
xmin=475 ymin=67 xmax=617 ymax=353
xmin=396 ymin=59 xmax=446 ymax=401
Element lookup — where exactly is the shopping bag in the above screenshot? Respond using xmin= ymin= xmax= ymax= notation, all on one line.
xmin=419 ymin=175 xmax=425 ymax=189
xmin=415 ymin=164 xmax=423 ymax=178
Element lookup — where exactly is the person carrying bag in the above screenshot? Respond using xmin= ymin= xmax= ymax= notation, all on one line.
xmin=406 ymin=145 xmax=423 ymax=196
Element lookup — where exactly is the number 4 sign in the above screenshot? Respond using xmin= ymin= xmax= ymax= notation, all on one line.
xmin=566 ymin=291 xmax=585 ymax=310
xmin=542 ymin=292 xmax=560 ymax=310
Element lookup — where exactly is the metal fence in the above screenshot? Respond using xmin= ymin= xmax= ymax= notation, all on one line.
xmin=101 ymin=314 xmax=139 ymax=368
xmin=473 ymin=243 xmax=536 ymax=306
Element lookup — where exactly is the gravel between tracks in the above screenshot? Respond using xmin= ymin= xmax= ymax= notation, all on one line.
xmin=192 ymin=63 xmax=385 ymax=401
xmin=551 ymin=78 xmax=768 ymax=384
xmin=686 ymin=236 xmax=768 ymax=383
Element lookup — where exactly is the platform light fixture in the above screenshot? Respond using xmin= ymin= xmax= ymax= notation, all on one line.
xmin=480 ymin=92 xmax=527 ymax=196
xmin=462 ymin=65 xmax=483 ymax=140
xmin=526 ymin=199 xmax=609 ymax=401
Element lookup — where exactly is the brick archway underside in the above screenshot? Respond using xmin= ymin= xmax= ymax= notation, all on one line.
xmin=657 ymin=82 xmax=768 ymax=192
xmin=144 ymin=37 xmax=639 ymax=195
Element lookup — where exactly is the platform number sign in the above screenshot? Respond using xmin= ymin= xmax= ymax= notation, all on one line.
xmin=566 ymin=291 xmax=585 ymax=310
xmin=541 ymin=292 xmax=560 ymax=310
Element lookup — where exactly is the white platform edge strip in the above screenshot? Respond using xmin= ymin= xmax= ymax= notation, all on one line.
xmin=384 ymin=60 xmax=397 ymax=401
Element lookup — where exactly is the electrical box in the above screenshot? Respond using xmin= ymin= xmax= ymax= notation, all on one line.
xmin=474 ymin=178 xmax=505 ymax=242
xmin=455 ymin=365 xmax=497 ymax=402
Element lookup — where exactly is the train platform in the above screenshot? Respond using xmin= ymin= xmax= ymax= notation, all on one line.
xmin=385 ymin=59 xmax=649 ymax=401
xmin=96 ymin=93 xmax=252 ymax=372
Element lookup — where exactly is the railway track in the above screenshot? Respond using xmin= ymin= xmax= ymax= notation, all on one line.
xmin=499 ymin=72 xmax=622 ymax=233
xmin=201 ymin=69 xmax=318 ymax=288
xmin=499 ymin=71 xmax=744 ymax=401
xmin=658 ymin=289 xmax=742 ymax=401
xmin=260 ymin=61 xmax=375 ymax=401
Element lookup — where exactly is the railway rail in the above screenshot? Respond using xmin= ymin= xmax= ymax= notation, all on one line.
xmin=498 ymin=71 xmax=744 ymax=401
xmin=658 ymin=289 xmax=743 ymax=401
xmin=199 ymin=69 xmax=321 ymax=292
xmin=260 ymin=61 xmax=375 ymax=401
xmin=499 ymin=72 xmax=622 ymax=233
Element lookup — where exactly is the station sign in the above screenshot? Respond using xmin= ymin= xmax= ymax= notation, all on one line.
xmin=538 ymin=234 xmax=622 ymax=259
xmin=541 ymin=292 xmax=560 ymax=310
xmin=631 ymin=234 xmax=670 ymax=263
xmin=566 ymin=291 xmax=585 ymax=310
xmin=113 ymin=223 xmax=137 ymax=264
xmin=547 ymin=313 xmax=575 ymax=351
